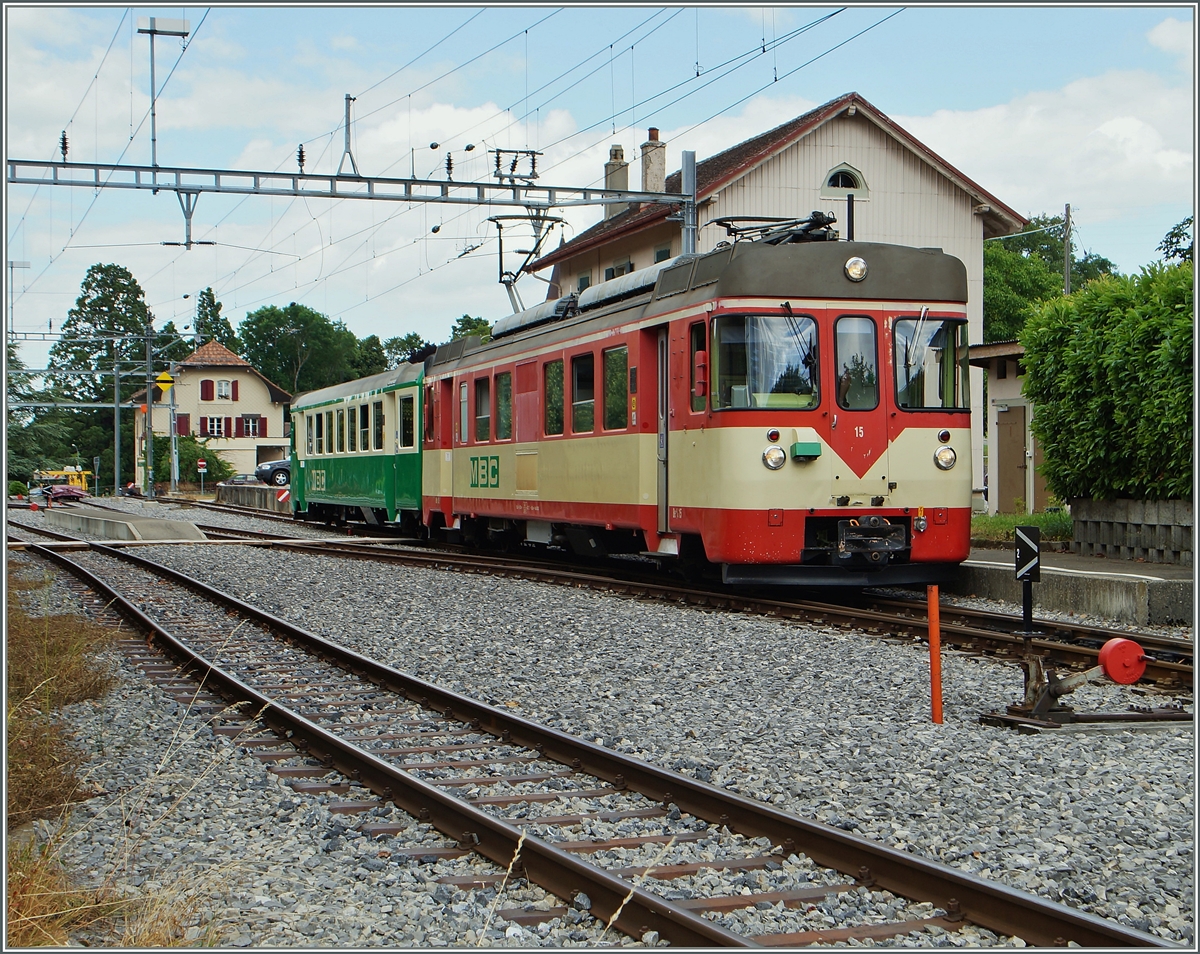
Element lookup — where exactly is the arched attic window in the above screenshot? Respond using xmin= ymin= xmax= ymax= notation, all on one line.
xmin=819 ymin=162 xmax=869 ymax=200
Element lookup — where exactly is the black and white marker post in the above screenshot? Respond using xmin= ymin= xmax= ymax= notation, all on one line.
xmin=1014 ymin=525 xmax=1041 ymax=633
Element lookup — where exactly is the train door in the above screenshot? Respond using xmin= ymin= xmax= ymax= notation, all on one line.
xmin=437 ymin=378 xmax=454 ymax=506
xmin=657 ymin=327 xmax=669 ymax=532
xmin=828 ymin=313 xmax=890 ymax=498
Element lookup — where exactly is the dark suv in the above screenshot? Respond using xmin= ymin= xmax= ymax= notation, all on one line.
xmin=255 ymin=459 xmax=290 ymax=486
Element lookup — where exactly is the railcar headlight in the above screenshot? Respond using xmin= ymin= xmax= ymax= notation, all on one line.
xmin=934 ymin=446 xmax=957 ymax=470
xmin=844 ymin=256 xmax=868 ymax=282
xmin=762 ymin=446 xmax=787 ymax=470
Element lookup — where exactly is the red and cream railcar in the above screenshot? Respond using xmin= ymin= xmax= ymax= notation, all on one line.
xmin=421 ymin=230 xmax=972 ymax=585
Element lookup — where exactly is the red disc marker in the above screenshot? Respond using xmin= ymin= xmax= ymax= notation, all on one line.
xmin=1098 ymin=638 xmax=1147 ymax=685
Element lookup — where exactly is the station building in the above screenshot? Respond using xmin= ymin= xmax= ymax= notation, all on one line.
xmin=133 ymin=341 xmax=291 ymax=486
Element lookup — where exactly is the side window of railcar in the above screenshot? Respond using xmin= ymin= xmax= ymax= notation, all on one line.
xmin=348 ymin=406 xmax=357 ymax=452
xmin=314 ymin=413 xmax=324 ymax=454
xmin=325 ymin=411 xmax=334 ymax=453
xmin=602 ymin=347 xmax=628 ymax=430
xmin=571 ymin=353 xmax=595 ymax=433
xmin=544 ymin=359 xmax=564 ymax=436
xmin=689 ymin=323 xmax=707 ymax=413
xmin=894 ymin=317 xmax=970 ymax=410
xmin=373 ymin=401 xmax=385 ymax=450
xmin=424 ymin=386 xmax=435 ymax=441
xmin=360 ymin=404 xmax=370 ymax=450
xmin=399 ymin=393 xmax=416 ymax=449
xmin=336 ymin=409 xmax=346 ymax=453
xmin=835 ymin=316 xmax=878 ymax=411
xmin=712 ymin=314 xmax=819 ymax=409
xmin=458 ymin=382 xmax=468 ymax=443
xmin=306 ymin=415 xmax=314 ymax=455
xmin=495 ymin=372 xmax=512 ymax=440
xmin=475 ymin=377 xmax=491 ymax=442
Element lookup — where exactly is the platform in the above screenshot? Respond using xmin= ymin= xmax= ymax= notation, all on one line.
xmin=42 ymin=506 xmax=207 ymax=542
xmin=943 ymin=546 xmax=1193 ymax=627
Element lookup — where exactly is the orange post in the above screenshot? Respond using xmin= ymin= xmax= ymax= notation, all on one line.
xmin=927 ymin=584 xmax=943 ymax=724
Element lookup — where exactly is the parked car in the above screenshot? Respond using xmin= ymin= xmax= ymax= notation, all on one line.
xmin=255 ymin=460 xmax=290 ymax=486
xmin=219 ymin=474 xmax=263 ymax=486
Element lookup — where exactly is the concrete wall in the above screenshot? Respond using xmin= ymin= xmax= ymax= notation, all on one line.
xmin=1072 ymin=498 xmax=1193 ymax=566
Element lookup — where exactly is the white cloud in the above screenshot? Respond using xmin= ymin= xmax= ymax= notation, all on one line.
xmin=1147 ymin=15 xmax=1194 ymax=70
xmin=892 ymin=70 xmax=1193 ymax=224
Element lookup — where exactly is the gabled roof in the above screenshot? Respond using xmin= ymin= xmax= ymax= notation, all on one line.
xmin=177 ymin=340 xmax=251 ymax=368
xmin=532 ymin=92 xmax=1026 ymax=272
xmin=137 ymin=340 xmax=293 ymax=404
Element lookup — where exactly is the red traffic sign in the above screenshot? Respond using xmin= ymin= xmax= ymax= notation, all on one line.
xmin=197 ymin=459 xmax=207 ymax=472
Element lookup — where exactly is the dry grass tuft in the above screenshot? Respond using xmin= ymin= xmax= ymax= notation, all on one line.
xmin=7 ymin=571 xmax=117 ymax=829
xmin=6 ymin=565 xmax=213 ymax=947
xmin=5 ymin=838 xmax=125 ymax=947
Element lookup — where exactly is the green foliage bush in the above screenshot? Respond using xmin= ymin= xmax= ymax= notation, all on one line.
xmin=1020 ymin=262 xmax=1193 ymax=501
xmin=150 ymin=434 xmax=235 ymax=484
xmin=9 ymin=480 xmax=29 ymax=497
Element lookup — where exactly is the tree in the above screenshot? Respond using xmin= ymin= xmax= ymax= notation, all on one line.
xmin=238 ymin=303 xmax=359 ymax=394
xmin=982 ymin=243 xmax=1062 ymax=342
xmin=193 ymin=287 xmax=240 ymax=352
xmin=5 ymin=343 xmax=73 ymax=481
xmin=384 ymin=332 xmax=432 ymax=368
xmin=48 ymin=263 xmax=153 ymax=402
xmin=982 ymin=215 xmax=1118 ymax=341
xmin=1021 ymin=262 xmax=1193 ymax=501
xmin=449 ymin=313 xmax=492 ymax=343
xmin=352 ymin=334 xmax=388 ymax=378
xmin=1158 ymin=215 xmax=1193 ymax=263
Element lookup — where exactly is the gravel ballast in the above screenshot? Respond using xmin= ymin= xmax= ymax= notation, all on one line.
xmin=7 ymin=515 xmax=1194 ymax=946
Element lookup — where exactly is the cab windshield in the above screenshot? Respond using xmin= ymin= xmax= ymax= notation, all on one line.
xmin=894 ymin=316 xmax=970 ymax=410
xmin=712 ymin=314 xmax=819 ymax=410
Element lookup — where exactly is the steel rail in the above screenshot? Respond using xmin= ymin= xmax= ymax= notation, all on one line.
xmin=45 ymin=541 xmax=1175 ymax=948
xmin=264 ymin=537 xmax=1194 ymax=687
xmin=26 ymin=542 xmax=749 ymax=948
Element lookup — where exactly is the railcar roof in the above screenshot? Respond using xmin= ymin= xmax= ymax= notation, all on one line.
xmin=292 ymin=362 xmax=422 ymax=409
xmin=434 ymin=240 xmax=968 ymax=375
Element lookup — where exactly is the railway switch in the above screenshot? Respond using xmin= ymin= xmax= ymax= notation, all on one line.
xmin=982 ymin=637 xmax=1184 ymax=731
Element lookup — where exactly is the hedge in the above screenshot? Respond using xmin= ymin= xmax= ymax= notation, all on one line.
xmin=1020 ymin=262 xmax=1193 ymax=501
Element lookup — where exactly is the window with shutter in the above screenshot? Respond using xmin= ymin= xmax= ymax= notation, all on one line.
xmin=232 ymin=380 xmax=239 ymax=401
xmin=176 ymin=414 xmax=190 ymax=436
xmin=235 ymin=417 xmax=245 ymax=437
xmin=260 ymin=416 xmax=267 ymax=438
xmin=199 ymin=417 xmax=209 ymax=436
xmin=224 ymin=417 xmax=232 ymax=437
xmin=200 ymin=379 xmax=214 ymax=401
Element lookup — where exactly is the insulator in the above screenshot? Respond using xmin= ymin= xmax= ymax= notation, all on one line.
xmin=60 ymin=131 xmax=68 ymax=161
xmin=297 ymin=144 xmax=306 ymax=172
xmin=445 ymin=154 xmax=453 ymax=180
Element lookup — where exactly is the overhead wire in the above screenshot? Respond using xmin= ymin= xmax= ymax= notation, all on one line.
xmin=12 ymin=8 xmax=212 ymax=310
xmin=208 ymin=8 xmax=854 ymax=322
xmin=7 ymin=7 xmax=132 ymax=245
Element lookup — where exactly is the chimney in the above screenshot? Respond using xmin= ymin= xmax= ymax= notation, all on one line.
xmin=603 ymin=144 xmax=628 ymax=220
xmin=641 ymin=127 xmax=665 ymax=196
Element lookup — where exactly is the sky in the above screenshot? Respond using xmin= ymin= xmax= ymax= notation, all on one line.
xmin=4 ymin=3 xmax=1196 ymax=374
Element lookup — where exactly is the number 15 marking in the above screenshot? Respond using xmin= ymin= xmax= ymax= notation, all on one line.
xmin=855 ymin=426 xmax=864 ymax=438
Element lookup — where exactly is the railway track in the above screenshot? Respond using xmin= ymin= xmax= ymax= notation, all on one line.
xmin=16 ymin=539 xmax=1171 ymax=947
xmin=8 ymin=512 xmax=1193 ymax=687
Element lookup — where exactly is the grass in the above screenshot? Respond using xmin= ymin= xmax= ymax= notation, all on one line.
xmin=971 ymin=509 xmax=1074 ymax=543
xmin=6 ymin=566 xmax=217 ymax=947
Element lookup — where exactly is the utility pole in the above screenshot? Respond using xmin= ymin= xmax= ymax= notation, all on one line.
xmin=137 ymin=18 xmax=190 ymax=173
xmin=681 ymin=151 xmax=698 ymax=255
xmin=169 ymin=365 xmax=179 ymax=494
xmin=144 ymin=323 xmax=155 ymax=496
xmin=113 ymin=349 xmax=121 ymax=495
xmin=1063 ymin=202 xmax=1072 ymax=295
xmin=8 ymin=260 xmax=30 ymax=335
